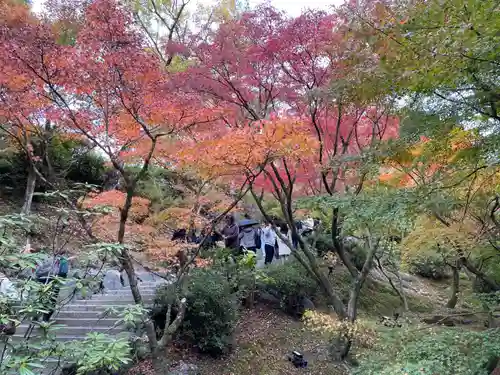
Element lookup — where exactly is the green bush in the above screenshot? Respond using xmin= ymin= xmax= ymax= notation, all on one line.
xmin=65 ymin=150 xmax=106 ymax=186
xmin=316 ymin=235 xmax=366 ymax=270
xmin=0 ymin=151 xmax=27 ymax=190
xmin=261 ymin=261 xmax=318 ymax=298
xmin=405 ymin=255 xmax=449 ymax=280
xmin=184 ymin=268 xmax=239 ymax=355
xmin=354 ymin=328 xmax=500 ymax=375
xmin=0 ymin=137 xmax=106 ymax=195
xmin=154 ymin=268 xmax=239 ymax=356
xmin=349 ymin=245 xmax=368 ymax=271
xmin=132 ymin=167 xmax=183 ymax=210
xmin=259 ymin=261 xmax=319 ymax=316
xmin=311 ymin=233 xmax=334 ymax=257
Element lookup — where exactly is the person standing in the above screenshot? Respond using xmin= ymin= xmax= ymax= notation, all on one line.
xmin=261 ymin=222 xmax=277 ymax=265
xmin=238 ymin=224 xmax=260 ymax=253
xmin=222 ymin=215 xmax=240 ymax=251
xmin=35 ymin=250 xmax=70 ymax=322
xmin=0 ymin=271 xmax=18 ymax=335
xmin=276 ymin=225 xmax=292 ymax=262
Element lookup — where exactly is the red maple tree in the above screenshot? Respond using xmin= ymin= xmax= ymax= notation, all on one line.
xmin=180 ymin=5 xmax=399 ymax=197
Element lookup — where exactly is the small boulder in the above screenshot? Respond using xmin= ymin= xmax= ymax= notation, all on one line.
xmin=103 ymin=269 xmax=122 ymax=290
xmin=301 ymin=296 xmax=315 ymax=311
xmin=257 ymin=290 xmax=282 ymax=307
xmin=168 ymin=361 xmax=199 ymax=375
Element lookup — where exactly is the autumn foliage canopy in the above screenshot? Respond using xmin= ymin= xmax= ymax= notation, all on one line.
xmin=0 ymin=0 xmax=403 ymax=258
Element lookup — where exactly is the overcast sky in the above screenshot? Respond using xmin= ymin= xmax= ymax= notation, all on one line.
xmin=31 ymin=0 xmax=344 ymax=16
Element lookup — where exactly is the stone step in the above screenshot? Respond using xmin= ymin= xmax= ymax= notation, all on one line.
xmin=125 ymin=282 xmax=165 ymax=286
xmin=60 ymin=305 xmax=127 ymax=312
xmin=11 ymin=332 xmax=130 ymax=342
xmin=55 ymin=310 xmax=118 ymax=319
xmin=103 ymin=289 xmax=159 ymax=295
xmin=97 ymin=290 xmax=158 ymax=296
xmin=16 ymin=324 xmax=125 ymax=336
xmin=54 ymin=318 xmax=120 ymax=327
xmin=61 ymin=300 xmax=152 ymax=307
xmin=89 ymin=296 xmax=155 ymax=303
xmin=103 ymin=286 xmax=162 ymax=292
xmin=59 ymin=303 xmax=155 ymax=312
xmin=11 ymin=334 xmax=86 ymax=342
xmin=60 ymin=300 xmax=152 ymax=309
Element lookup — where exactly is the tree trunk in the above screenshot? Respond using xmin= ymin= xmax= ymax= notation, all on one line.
xmin=118 ymin=186 xmax=159 ymax=353
xmin=21 ymin=165 xmax=36 ymax=215
xmin=159 ymin=298 xmax=187 ymax=347
xmin=347 ymin=238 xmax=377 ymax=321
xmin=375 ymin=256 xmax=408 ymax=311
xmin=446 ymin=264 xmax=460 ymax=309
xmin=295 ymin=239 xmax=347 ymax=319
xmin=461 ymin=257 xmax=500 ymax=291
xmin=21 ymin=165 xmax=36 ymax=252
xmin=339 ymin=238 xmax=377 ymax=360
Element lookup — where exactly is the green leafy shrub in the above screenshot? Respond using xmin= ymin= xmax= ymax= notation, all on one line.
xmin=354 ymin=328 xmax=500 ymax=375
xmin=258 ymin=261 xmax=319 ymax=316
xmin=348 ymin=244 xmax=368 ymax=271
xmin=311 ymin=233 xmax=334 ymax=257
xmin=0 ymin=150 xmax=28 ymax=191
xmin=65 ymin=150 xmax=106 ymax=186
xmin=313 ymin=234 xmax=366 ymax=270
xmin=183 ymin=268 xmax=239 ymax=355
xmin=131 ymin=167 xmax=184 ymax=210
xmin=66 ymin=333 xmax=132 ymax=375
xmin=405 ymin=254 xmax=449 ymax=280
xmin=155 ymin=268 xmax=239 ymax=356
xmin=260 ymin=261 xmax=318 ymax=298
xmin=0 ymin=137 xmax=106 ymax=196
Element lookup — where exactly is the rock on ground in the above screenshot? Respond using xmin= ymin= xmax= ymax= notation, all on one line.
xmin=167 ymin=361 xmax=199 ymax=375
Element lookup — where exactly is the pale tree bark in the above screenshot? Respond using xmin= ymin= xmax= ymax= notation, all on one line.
xmin=396 ymin=271 xmax=409 ymax=312
xmin=21 ymin=162 xmax=36 ymax=215
xmin=21 ymin=164 xmax=37 ymax=253
xmin=115 ymin=150 xmax=160 ymax=354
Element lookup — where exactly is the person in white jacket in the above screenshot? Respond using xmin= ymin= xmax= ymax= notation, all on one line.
xmin=261 ymin=222 xmax=277 ymax=265
xmin=0 ymin=271 xmax=19 ymax=335
xmin=276 ymin=225 xmax=292 ymax=261
xmin=0 ymin=271 xmax=19 ymax=301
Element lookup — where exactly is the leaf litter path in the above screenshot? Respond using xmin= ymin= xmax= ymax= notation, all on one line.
xmin=193 ymin=306 xmax=347 ymax=375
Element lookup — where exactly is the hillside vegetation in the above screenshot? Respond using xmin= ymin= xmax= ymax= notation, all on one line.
xmin=0 ymin=0 xmax=499 ymax=374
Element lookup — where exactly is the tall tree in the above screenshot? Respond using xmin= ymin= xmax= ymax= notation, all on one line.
xmin=0 ymin=0 xmax=56 ymax=215
xmin=179 ymin=5 xmax=401 ymax=358
xmin=0 ymin=0 xmax=218 ymax=357
xmin=344 ymin=0 xmax=500 ymax=130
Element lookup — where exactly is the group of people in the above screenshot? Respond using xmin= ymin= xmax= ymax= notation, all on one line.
xmin=221 ymin=215 xmax=292 ymax=265
xmin=170 ymin=214 xmax=320 ymax=266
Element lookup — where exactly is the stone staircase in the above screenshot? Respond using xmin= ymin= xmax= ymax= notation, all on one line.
xmin=8 ymin=271 xmax=169 ymax=374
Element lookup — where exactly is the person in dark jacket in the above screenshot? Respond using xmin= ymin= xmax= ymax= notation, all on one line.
xmin=200 ymin=227 xmax=222 ymax=249
xmin=222 ymin=215 xmax=239 ymax=250
xmin=35 ymin=250 xmax=70 ymax=321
